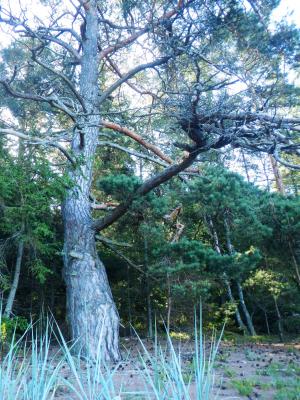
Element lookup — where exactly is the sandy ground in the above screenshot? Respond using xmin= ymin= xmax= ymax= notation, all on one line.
xmin=52 ymin=337 xmax=300 ymax=399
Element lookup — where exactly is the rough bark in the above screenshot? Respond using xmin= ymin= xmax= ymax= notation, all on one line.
xmin=62 ymin=2 xmax=120 ymax=361
xmin=4 ymin=239 xmax=24 ymax=318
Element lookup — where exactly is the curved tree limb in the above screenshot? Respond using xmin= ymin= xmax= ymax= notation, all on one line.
xmin=273 ymin=150 xmax=300 ymax=170
xmin=0 ymin=80 xmax=76 ymax=119
xmin=93 ymin=148 xmax=202 ymax=232
xmin=98 ymin=140 xmax=170 ymax=167
xmin=98 ymin=56 xmax=171 ymax=105
xmin=101 ymin=120 xmax=173 ymax=164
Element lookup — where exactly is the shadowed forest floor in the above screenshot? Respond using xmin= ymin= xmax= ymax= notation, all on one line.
xmin=53 ymin=337 xmax=300 ymax=399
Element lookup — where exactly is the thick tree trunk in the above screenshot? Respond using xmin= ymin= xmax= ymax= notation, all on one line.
xmin=63 ymin=199 xmax=120 ymax=360
xmin=62 ymin=1 xmax=120 ymax=361
xmin=4 ymin=239 xmax=24 ymax=317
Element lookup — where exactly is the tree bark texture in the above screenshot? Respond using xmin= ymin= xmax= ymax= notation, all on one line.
xmin=62 ymin=2 xmax=120 ymax=361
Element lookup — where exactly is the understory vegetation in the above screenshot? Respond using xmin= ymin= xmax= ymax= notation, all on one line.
xmin=0 ymin=315 xmax=222 ymax=400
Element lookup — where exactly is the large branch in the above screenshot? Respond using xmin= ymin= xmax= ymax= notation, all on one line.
xmin=105 ymin=55 xmax=158 ymax=98
xmin=0 ymin=128 xmax=75 ymax=165
xmin=37 ymin=27 xmax=82 ymax=45
xmin=35 ymin=34 xmax=81 ymax=62
xmin=101 ymin=121 xmax=173 ymax=164
xmin=98 ymin=141 xmax=169 ymax=167
xmin=93 ymin=148 xmax=201 ymax=232
xmin=0 ymin=80 xmax=76 ymax=119
xmin=273 ymin=148 xmax=300 ymax=170
xmin=198 ymin=111 xmax=300 ymax=126
xmin=31 ymin=51 xmax=87 ymax=112
xmin=98 ymin=140 xmax=200 ymax=176
xmin=0 ymin=9 xmax=81 ymax=63
xmin=98 ymin=56 xmax=171 ymax=105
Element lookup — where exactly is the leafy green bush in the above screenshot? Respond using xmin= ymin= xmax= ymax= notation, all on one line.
xmin=0 ymin=316 xmax=28 ymax=344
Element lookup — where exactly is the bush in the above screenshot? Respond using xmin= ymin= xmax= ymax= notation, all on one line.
xmin=0 ymin=315 xmax=28 ymax=345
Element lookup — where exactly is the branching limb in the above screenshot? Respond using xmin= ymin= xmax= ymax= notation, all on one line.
xmin=101 ymin=121 xmax=173 ymax=164
xmin=0 ymin=80 xmax=77 ymax=119
xmin=91 ymin=201 xmax=119 ymax=210
xmin=98 ymin=239 xmax=160 ymax=281
xmin=99 ymin=0 xmax=185 ymax=59
xmin=31 ymin=50 xmax=87 ymax=112
xmin=93 ymin=148 xmax=202 ymax=232
xmin=98 ymin=141 xmax=170 ymax=167
xmin=273 ymin=149 xmax=300 ymax=170
xmin=105 ymin=56 xmax=158 ymax=98
xmin=0 ymin=128 xmax=75 ymax=165
xmin=98 ymin=57 xmax=171 ymax=105
xmin=0 ymin=7 xmax=81 ymax=63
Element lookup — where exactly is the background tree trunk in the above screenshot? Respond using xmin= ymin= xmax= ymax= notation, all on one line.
xmin=269 ymin=155 xmax=285 ymax=195
xmin=144 ymin=235 xmax=153 ymax=338
xmin=4 ymin=239 xmax=24 ymax=317
xmin=224 ymin=214 xmax=256 ymax=335
xmin=207 ymin=216 xmax=247 ymax=333
xmin=273 ymin=296 xmax=284 ymax=342
xmin=236 ymin=280 xmax=256 ymax=336
xmin=224 ymin=278 xmax=247 ymax=333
